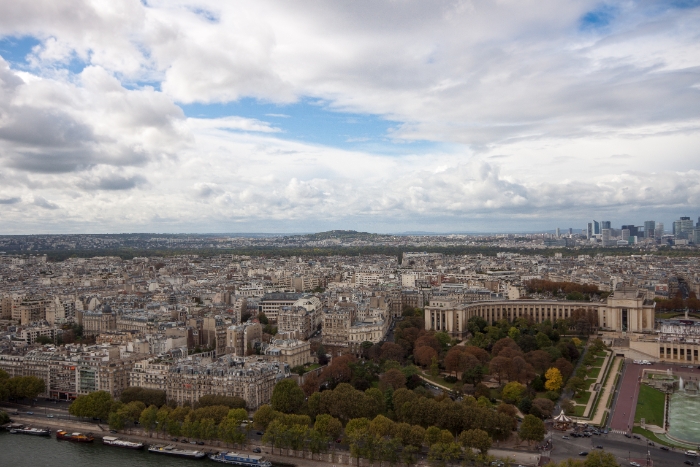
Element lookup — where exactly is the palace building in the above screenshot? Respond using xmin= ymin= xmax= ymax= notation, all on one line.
xmin=425 ymin=285 xmax=655 ymax=338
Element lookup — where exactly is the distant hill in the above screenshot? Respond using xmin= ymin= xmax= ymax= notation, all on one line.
xmin=295 ymin=230 xmax=388 ymax=241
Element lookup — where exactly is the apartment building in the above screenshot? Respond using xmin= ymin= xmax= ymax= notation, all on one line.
xmin=166 ymin=355 xmax=287 ymax=409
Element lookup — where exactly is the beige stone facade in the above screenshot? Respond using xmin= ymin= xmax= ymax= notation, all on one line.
xmin=424 ymin=286 xmax=654 ymax=338
xmin=264 ymin=338 xmax=312 ymax=368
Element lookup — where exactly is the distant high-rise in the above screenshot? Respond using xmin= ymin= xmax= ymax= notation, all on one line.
xmin=674 ymin=217 xmax=694 ymax=239
xmin=593 ymin=220 xmax=600 ymax=235
xmin=602 ymin=229 xmax=612 ymax=247
xmin=621 ymin=229 xmax=630 ymax=241
xmin=601 ymin=221 xmax=611 ymax=230
xmin=587 ymin=223 xmax=593 ymax=239
xmin=621 ymin=225 xmax=639 ymax=237
xmin=555 ymin=227 xmax=560 ymax=238
xmin=655 ymin=222 xmax=664 ymax=240
xmin=644 ymin=221 xmax=656 ymax=238
xmin=568 ymin=228 xmax=573 ymax=236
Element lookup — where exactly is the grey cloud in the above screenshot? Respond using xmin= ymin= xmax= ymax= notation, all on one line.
xmin=32 ymin=196 xmax=59 ymax=209
xmin=0 ymin=196 xmax=20 ymax=204
xmin=89 ymin=174 xmax=147 ymax=191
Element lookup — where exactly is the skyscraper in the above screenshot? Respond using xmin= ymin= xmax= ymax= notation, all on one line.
xmin=555 ymin=227 xmax=560 ymax=238
xmin=587 ymin=223 xmax=593 ymax=239
xmin=601 ymin=221 xmax=611 ymax=230
xmin=644 ymin=221 xmax=655 ymax=239
xmin=655 ymin=222 xmax=664 ymax=240
xmin=674 ymin=217 xmax=694 ymax=239
xmin=602 ymin=229 xmax=612 ymax=247
xmin=593 ymin=220 xmax=600 ymax=235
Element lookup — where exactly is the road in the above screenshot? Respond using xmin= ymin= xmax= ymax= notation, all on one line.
xmin=549 ymin=430 xmax=691 ymax=467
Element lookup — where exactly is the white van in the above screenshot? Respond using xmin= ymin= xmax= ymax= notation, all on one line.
xmin=685 ymin=450 xmax=697 ymax=457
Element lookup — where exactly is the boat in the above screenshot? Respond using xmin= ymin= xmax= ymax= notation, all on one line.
xmin=209 ymin=451 xmax=272 ymax=467
xmin=148 ymin=444 xmax=206 ymax=459
xmin=56 ymin=430 xmax=94 ymax=443
xmin=11 ymin=426 xmax=51 ymax=436
xmin=102 ymin=436 xmax=144 ymax=449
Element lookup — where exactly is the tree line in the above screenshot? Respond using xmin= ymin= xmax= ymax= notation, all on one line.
xmin=0 ymin=370 xmax=46 ymax=401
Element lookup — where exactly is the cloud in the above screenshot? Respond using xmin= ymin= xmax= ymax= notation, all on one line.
xmin=32 ymin=196 xmax=59 ymax=209
xmin=0 ymin=197 xmax=20 ymax=204
xmin=187 ymin=116 xmax=280 ymax=133
xmin=0 ymin=1 xmax=698 ymax=232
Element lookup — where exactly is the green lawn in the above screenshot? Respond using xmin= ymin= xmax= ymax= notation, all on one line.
xmin=574 ymin=405 xmax=586 ymax=416
xmin=591 ymin=357 xmax=605 ymax=368
xmin=586 ymin=366 xmax=602 ymax=380
xmin=634 ymin=384 xmax=665 ymax=426
xmin=421 ymin=372 xmax=457 ymax=389
xmin=575 ymin=391 xmax=592 ymax=405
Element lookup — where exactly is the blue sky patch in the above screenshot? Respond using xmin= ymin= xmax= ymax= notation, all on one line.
xmin=181 ymin=98 xmax=439 ymax=154
xmin=580 ymin=4 xmax=618 ymax=30
xmin=0 ymin=36 xmax=41 ymax=66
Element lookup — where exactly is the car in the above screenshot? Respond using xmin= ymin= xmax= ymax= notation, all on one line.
xmin=46 ymin=414 xmax=54 ymax=418
xmin=11 ymin=411 xmax=18 ymax=415
xmin=181 ymin=439 xmax=188 ymax=443
xmin=579 ymin=452 xmax=588 ymax=456
xmin=630 ymin=463 xmax=641 ymax=467
xmin=562 ymin=436 xmax=569 ymax=439
xmin=196 ymin=441 xmax=204 ymax=445
xmin=596 ymin=445 xmax=603 ymax=449
xmin=660 ymin=446 xmax=669 ymax=451
xmin=26 ymin=412 xmax=34 ymax=415
xmin=252 ymin=448 xmax=261 ymax=453
xmin=685 ymin=462 xmax=694 ymax=466
xmin=336 ymin=438 xmax=342 ymax=443
xmin=190 ymin=441 xmax=197 ymax=445
xmin=648 ymin=441 xmax=655 ymax=446
xmin=256 ymin=431 xmax=264 ymax=435
xmin=110 ymin=430 xmax=117 ymax=434
xmin=633 ymin=435 xmax=641 ymax=439
xmin=171 ymin=438 xmax=178 ymax=442
xmin=625 ymin=434 xmax=632 ymax=438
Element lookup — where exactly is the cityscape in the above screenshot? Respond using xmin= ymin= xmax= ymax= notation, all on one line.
xmin=2 ymin=2 xmax=700 ymax=467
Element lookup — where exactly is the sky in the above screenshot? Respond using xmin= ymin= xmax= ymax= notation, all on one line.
xmin=0 ymin=1 xmax=699 ymax=234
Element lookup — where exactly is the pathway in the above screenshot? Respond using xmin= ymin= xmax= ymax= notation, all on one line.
xmin=588 ymin=356 xmax=622 ymax=425
xmin=570 ymin=350 xmax=612 ymax=420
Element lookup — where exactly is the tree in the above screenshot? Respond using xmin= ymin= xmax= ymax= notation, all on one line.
xmin=501 ymin=381 xmax=525 ymax=404
xmin=430 ymin=355 xmax=440 ymax=377
xmin=553 ymin=358 xmax=574 ymax=379
xmin=139 ymin=405 xmax=159 ymax=435
xmin=518 ymin=414 xmax=546 ymax=445
xmin=271 ymin=379 xmax=305 ymax=414
xmin=561 ymin=398 xmax=575 ymax=415
xmin=314 ymin=414 xmax=343 ymax=440
xmin=0 ymin=410 xmax=10 ymax=425
xmin=7 ymin=376 xmax=46 ymax=400
xmin=424 ymin=426 xmax=443 ymax=446
xmin=380 ymin=369 xmax=407 ymax=391
xmin=69 ymin=390 xmax=113 ymax=420
xmin=444 ymin=347 xmax=465 ymax=376
xmin=530 ymin=398 xmax=555 ymax=419
xmin=565 ymin=376 xmax=587 ymax=397
xmin=379 ymin=342 xmax=406 ymax=363
xmin=489 ymin=356 xmax=512 ymax=384
xmin=253 ymin=404 xmax=278 ymax=430
xmin=458 ymin=428 xmax=492 ymax=455
xmin=525 ymin=350 xmax=552 ymax=374
xmin=544 ymin=367 xmax=563 ymax=391
xmin=120 ymin=387 xmax=167 ymax=407
xmin=198 ymin=394 xmax=246 ymax=409
xmin=582 ymin=450 xmax=619 ymax=467
xmin=414 ymin=346 xmax=438 ymax=367
xmin=428 ymin=442 xmax=462 ymax=467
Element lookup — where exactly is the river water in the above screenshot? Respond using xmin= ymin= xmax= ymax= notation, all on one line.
xmin=0 ymin=430 xmax=218 ymax=466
